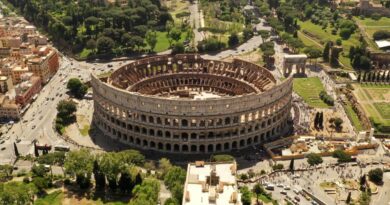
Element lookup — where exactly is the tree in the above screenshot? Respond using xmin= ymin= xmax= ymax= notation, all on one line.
xmin=304 ymin=47 xmax=322 ymax=65
xmin=373 ymin=30 xmax=390 ymax=40
xmin=31 ymin=164 xmax=46 ymax=178
xmin=67 ymin=78 xmax=87 ymax=98
xmin=368 ymin=168 xmax=383 ymax=184
xmin=164 ymin=197 xmax=179 ymax=205
xmin=168 ymin=28 xmax=181 ymax=46
xmin=240 ymin=186 xmax=251 ymax=205
xmin=243 ymin=27 xmax=254 ymax=41
xmin=32 ymin=177 xmax=49 ymax=193
xmin=56 ymin=100 xmax=77 ymax=127
xmin=130 ymin=178 xmax=160 ymax=205
xmin=323 ymin=41 xmax=332 ymax=62
xmin=0 ymin=182 xmax=37 ymax=204
xmin=346 ymin=191 xmax=351 ymax=204
xmin=259 ymin=30 xmax=270 ymax=43
xmin=97 ymin=36 xmax=115 ymax=54
xmin=159 ymin=158 xmax=172 ymax=177
xmin=86 ymin=39 xmax=97 ymax=53
xmin=253 ymin=183 xmax=266 ymax=204
xmin=99 ymin=152 xmax=123 ymax=190
xmin=289 ymin=158 xmax=295 ymax=172
xmin=93 ymin=159 xmax=106 ymax=190
xmin=13 ymin=142 xmax=19 ymax=157
xmin=119 ymin=171 xmax=133 ymax=194
xmin=228 ymin=33 xmax=240 ymax=47
xmin=145 ymin=31 xmax=158 ymax=52
xmin=332 ymin=150 xmax=352 ymax=163
xmin=172 ymin=42 xmax=185 ymax=54
xmin=64 ymin=149 xmax=94 ymax=189
xmin=306 ymin=153 xmax=323 ymax=166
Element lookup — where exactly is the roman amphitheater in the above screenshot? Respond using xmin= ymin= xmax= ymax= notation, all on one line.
xmin=91 ymin=54 xmax=293 ymax=154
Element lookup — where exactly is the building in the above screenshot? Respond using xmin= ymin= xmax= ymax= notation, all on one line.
xmin=0 ymin=75 xmax=13 ymax=93
xmin=182 ymin=161 xmax=241 ymax=205
xmin=27 ymin=46 xmax=59 ymax=83
xmin=0 ymin=95 xmax=20 ymax=120
xmin=15 ymin=73 xmax=42 ymax=107
xmin=91 ymin=54 xmax=293 ymax=154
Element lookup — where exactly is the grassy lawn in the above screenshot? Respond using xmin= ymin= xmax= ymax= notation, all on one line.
xmin=344 ymin=101 xmax=364 ymax=131
xmin=354 ymin=84 xmax=390 ymax=132
xmin=34 ymin=190 xmax=63 ymax=205
xmin=79 ymin=48 xmax=92 ymax=59
xmin=79 ymin=125 xmax=90 ymax=136
xmin=293 ymin=77 xmax=329 ymax=108
xmin=298 ymin=20 xmax=361 ymax=69
xmin=150 ymin=31 xmax=188 ymax=52
xmin=374 ymin=103 xmax=390 ymax=119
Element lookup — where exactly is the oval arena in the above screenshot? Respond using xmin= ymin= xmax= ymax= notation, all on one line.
xmin=91 ymin=54 xmax=293 ymax=154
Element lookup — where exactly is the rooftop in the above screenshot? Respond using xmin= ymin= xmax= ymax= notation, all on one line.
xmin=183 ymin=161 xmax=241 ymax=205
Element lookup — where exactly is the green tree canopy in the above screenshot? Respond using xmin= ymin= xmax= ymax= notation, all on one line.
xmin=306 ymin=153 xmax=323 ymax=166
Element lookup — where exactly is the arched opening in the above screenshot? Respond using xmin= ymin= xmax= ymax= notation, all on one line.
xmin=216 ymin=144 xmax=222 ymax=151
xmin=232 ymin=141 xmax=237 ymax=149
xmin=191 ymin=133 xmax=197 ymax=140
xmin=135 ymin=126 xmax=140 ymax=133
xmin=191 ymin=145 xmax=197 ymax=152
xmin=254 ymin=136 xmax=259 ymax=143
xmin=199 ymin=145 xmax=205 ymax=152
xmin=182 ymin=145 xmax=189 ymax=152
xmin=247 ymin=138 xmax=252 ymax=145
xmin=240 ymin=139 xmax=245 ymax=147
xmin=149 ymin=116 xmax=154 ymax=123
xmin=143 ymin=140 xmax=148 ymax=147
xmin=181 ymin=133 xmax=188 ymax=141
xmin=141 ymin=115 xmax=146 ymax=122
xmin=208 ymin=144 xmax=214 ymax=152
xmin=224 ymin=142 xmax=230 ymax=150
xmin=136 ymin=138 xmax=141 ymax=145
xmin=156 ymin=117 xmax=162 ymax=124
xmin=129 ymin=136 xmax=134 ymax=143
xmin=142 ymin=128 xmax=147 ymax=134
xmin=181 ymin=119 xmax=188 ymax=127
xmin=165 ymin=131 xmax=171 ymax=138
xmin=149 ymin=129 xmax=155 ymax=136
xmin=207 ymin=132 xmax=214 ymax=138
xmin=174 ymin=144 xmax=180 ymax=152
xmin=150 ymin=141 xmax=156 ymax=148
xmin=157 ymin=130 xmax=163 ymax=137
xmin=166 ymin=143 xmax=171 ymax=151
xmin=225 ymin=117 xmax=231 ymax=125
xmin=158 ymin=143 xmax=163 ymax=150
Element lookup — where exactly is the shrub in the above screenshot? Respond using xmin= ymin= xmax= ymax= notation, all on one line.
xmin=23 ymin=177 xmax=30 ymax=183
xmin=368 ymin=168 xmax=383 ymax=184
xmin=319 ymin=91 xmax=334 ymax=106
xmin=210 ymin=154 xmax=235 ymax=162
xmin=272 ymin=164 xmax=284 ymax=170
xmin=339 ymin=28 xmax=353 ymax=39
xmin=371 ymin=13 xmax=382 ymax=21
xmin=373 ymin=30 xmax=390 ymax=40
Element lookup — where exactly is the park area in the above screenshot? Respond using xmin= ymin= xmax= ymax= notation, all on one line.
xmin=293 ymin=77 xmax=330 ymax=108
xmin=354 ymin=17 xmax=390 ymax=50
xmin=298 ymin=20 xmax=361 ymax=69
xmin=352 ymin=84 xmax=390 ymax=133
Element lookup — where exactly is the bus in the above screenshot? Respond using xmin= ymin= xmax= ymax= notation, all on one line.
xmin=54 ymin=145 xmax=70 ymax=152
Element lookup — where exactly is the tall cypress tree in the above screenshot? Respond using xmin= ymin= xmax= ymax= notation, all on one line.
xmin=13 ymin=142 xmax=19 ymax=157
xmin=323 ymin=41 xmax=331 ymax=62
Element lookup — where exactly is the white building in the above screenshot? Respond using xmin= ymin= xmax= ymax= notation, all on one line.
xmin=182 ymin=161 xmax=241 ymax=205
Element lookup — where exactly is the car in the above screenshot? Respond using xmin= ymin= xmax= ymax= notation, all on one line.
xmin=107 ymin=64 xmax=113 ymax=67
xmin=294 ymin=196 xmax=301 ymax=202
xmin=32 ymin=125 xmax=36 ymax=129
xmin=1 ymin=147 xmax=6 ymax=151
xmin=293 ymin=189 xmax=300 ymax=194
xmin=311 ymin=201 xmax=319 ymax=205
xmin=280 ymin=190 xmax=287 ymax=195
xmin=284 ymin=186 xmax=291 ymax=190
xmin=16 ymin=139 xmax=21 ymax=143
xmin=277 ymin=184 xmax=284 ymax=188
xmin=0 ymin=140 xmax=5 ymax=144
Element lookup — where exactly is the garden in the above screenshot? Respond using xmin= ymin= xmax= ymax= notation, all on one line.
xmin=293 ymin=77 xmax=330 ymax=108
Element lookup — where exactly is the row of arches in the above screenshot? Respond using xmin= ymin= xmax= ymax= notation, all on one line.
xmin=96 ymin=106 xmax=289 ymax=141
xmin=95 ymin=94 xmax=291 ymax=130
